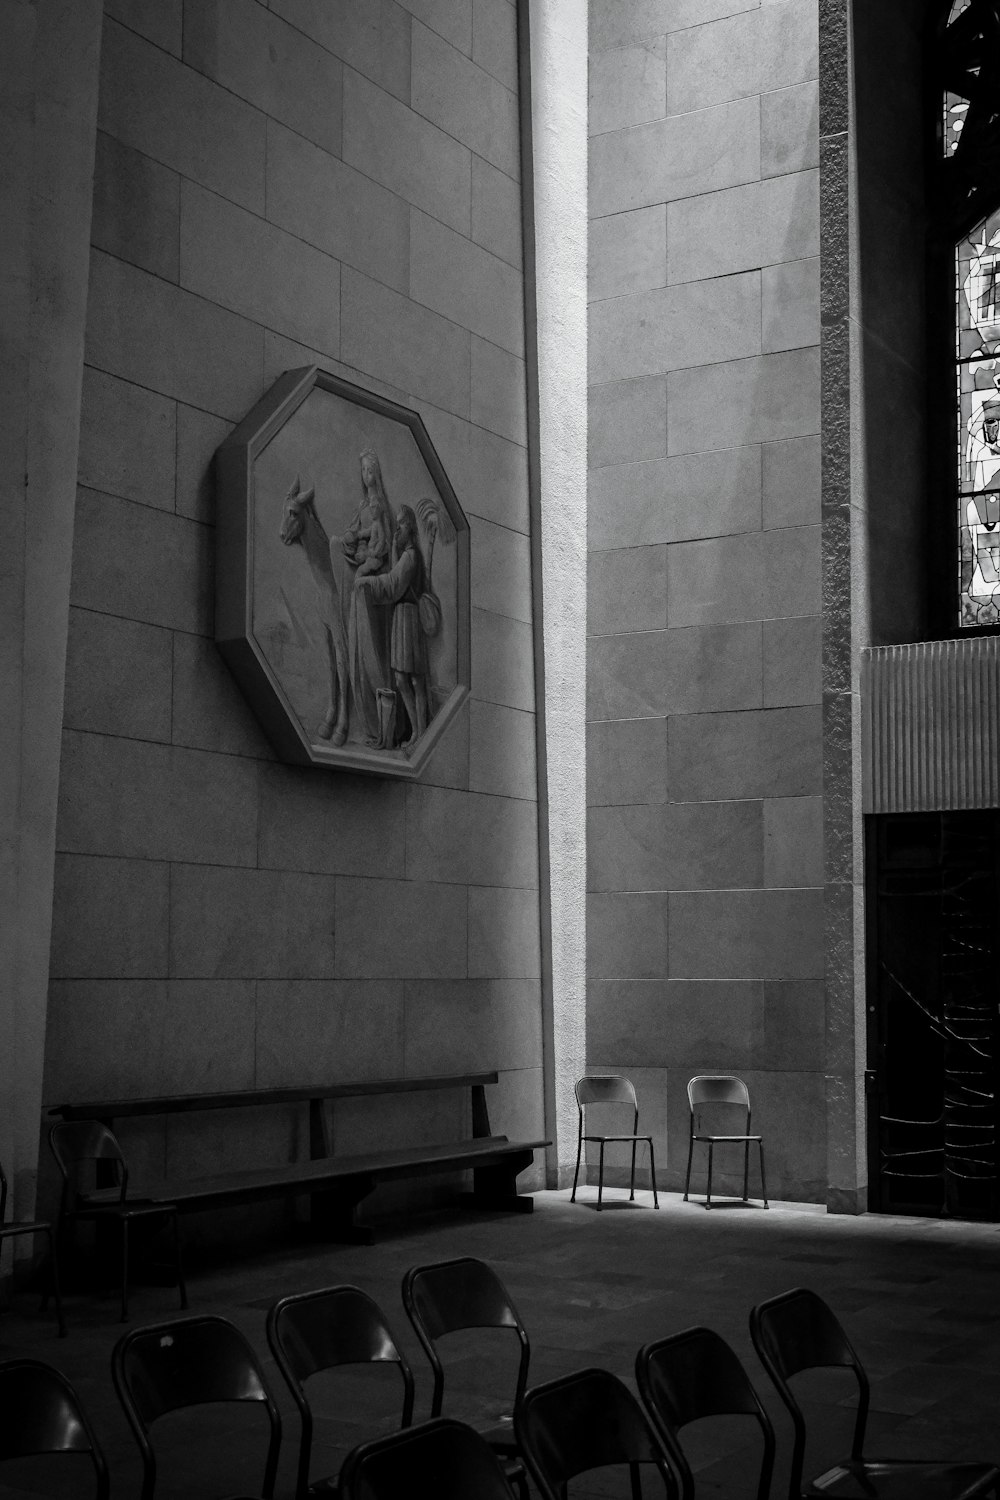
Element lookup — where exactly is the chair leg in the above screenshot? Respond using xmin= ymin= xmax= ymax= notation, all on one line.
xmin=705 ymin=1143 xmax=714 ymax=1209
xmin=571 ymin=1133 xmax=582 ymax=1203
xmin=41 ymin=1226 xmax=67 ymax=1338
xmin=648 ymin=1139 xmax=659 ymax=1209
xmin=597 ymin=1142 xmax=605 ymax=1211
xmin=759 ymin=1142 xmax=769 ymax=1208
xmin=684 ymin=1131 xmax=694 ymax=1201
xmin=743 ymin=1138 xmax=750 ymax=1202
xmin=120 ymin=1219 xmax=130 ymax=1323
xmin=629 ymin=1137 xmax=637 ymax=1201
xmin=172 ymin=1211 xmax=188 ymax=1310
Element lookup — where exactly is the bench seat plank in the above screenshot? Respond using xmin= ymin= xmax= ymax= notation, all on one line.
xmin=50 ymin=1073 xmax=500 ymax=1121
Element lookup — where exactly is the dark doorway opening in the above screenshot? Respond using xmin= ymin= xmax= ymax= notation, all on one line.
xmin=867 ymin=810 xmax=1000 ymax=1219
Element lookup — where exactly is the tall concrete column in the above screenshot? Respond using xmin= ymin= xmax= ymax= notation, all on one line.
xmin=524 ymin=0 xmax=588 ymax=1184
xmin=0 ymin=0 xmax=102 ymax=1226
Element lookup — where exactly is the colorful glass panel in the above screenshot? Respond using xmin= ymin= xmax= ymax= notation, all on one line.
xmin=957 ymin=209 xmax=1000 ymax=625
xmin=949 ymin=0 xmax=974 ymax=21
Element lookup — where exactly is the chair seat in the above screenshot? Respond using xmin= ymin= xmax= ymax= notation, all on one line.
xmin=811 ymin=1459 xmax=1000 ymax=1500
xmin=581 ymin=1133 xmax=653 ymax=1144
xmin=0 ymin=1219 xmax=52 ymax=1236
xmin=691 ymin=1133 xmax=762 ymax=1143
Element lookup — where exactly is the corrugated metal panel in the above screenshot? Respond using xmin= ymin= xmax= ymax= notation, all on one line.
xmin=862 ymin=639 xmax=1000 ymax=812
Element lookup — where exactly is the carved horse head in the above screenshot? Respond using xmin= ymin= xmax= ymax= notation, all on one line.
xmin=279 ymin=475 xmax=318 ymax=546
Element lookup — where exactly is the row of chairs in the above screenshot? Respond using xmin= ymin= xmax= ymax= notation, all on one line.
xmin=4 ymin=1263 xmax=999 ymax=1500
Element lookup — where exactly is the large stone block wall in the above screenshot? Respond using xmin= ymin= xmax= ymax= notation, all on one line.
xmin=44 ymin=0 xmax=544 ymax=1222
xmin=587 ymin=0 xmax=826 ymax=1199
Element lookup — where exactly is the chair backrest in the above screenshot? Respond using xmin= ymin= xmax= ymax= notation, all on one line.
xmin=687 ymin=1077 xmax=749 ymax=1111
xmin=402 ymin=1257 xmax=529 ymax=1419
xmin=576 ymin=1075 xmax=638 ymax=1109
xmin=49 ymin=1120 xmax=127 ymax=1205
xmin=0 ymin=1359 xmax=109 ymax=1498
xmin=749 ymin=1289 xmax=867 ymax=1500
xmin=113 ymin=1315 xmax=282 ymax=1500
xmin=636 ymin=1329 xmax=774 ymax=1500
xmin=267 ymin=1286 xmax=414 ymax=1497
xmin=515 ymin=1367 xmax=676 ymax=1499
xmin=340 ymin=1417 xmax=516 ymax=1500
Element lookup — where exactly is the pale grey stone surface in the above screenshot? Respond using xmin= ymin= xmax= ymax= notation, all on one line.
xmin=667 ymin=170 xmax=820 ymax=284
xmin=667 ymin=705 xmax=822 ymax=800
xmin=78 ymin=366 xmax=176 ymax=511
xmin=666 ymin=348 xmax=820 ymax=454
xmin=587 ymin=621 xmax=763 ymax=720
xmin=57 ymin=732 xmax=259 ymax=866
xmin=470 ymin=336 xmax=528 ymax=447
xmin=589 ymin=376 xmax=666 ymax=468
xmin=411 ymin=20 xmax=518 ymax=179
xmin=335 ymin=877 xmax=468 ymax=978
xmin=471 ymin=518 xmax=532 ymax=624
xmin=762 ymin=256 xmax=821 ymax=353
xmin=589 ymin=96 xmax=760 ymax=217
xmin=50 ymin=855 xmax=170 ymax=979
xmin=269 ymin=0 xmax=412 ymax=101
xmin=589 ymin=205 xmax=666 ymax=302
xmin=106 ymin=0 xmax=182 ymax=54
xmin=411 ymin=210 xmax=524 ymax=356
xmin=404 ymin=784 xmax=539 ymax=888
xmin=172 ymin=633 xmax=273 ymax=759
xmin=92 ymin=132 xmax=180 ymax=283
xmin=71 ymin=488 xmax=211 ymax=635
xmin=588 ymin=545 xmax=668 ymax=635
xmin=587 ymin=717 xmax=668 ymax=806
xmin=471 ymin=607 xmax=535 ymax=711
xmin=472 ymin=0 xmax=518 ymax=90
xmin=669 ymin=888 xmax=824 ymax=980
xmin=588 ymin=798 xmax=764 ymax=892
xmin=342 ymin=67 xmax=471 ymax=233
xmin=762 ymin=80 xmax=820 ymax=177
xmin=589 ymin=271 xmax=761 ymax=384
xmin=85 ymin=251 xmax=263 ymax=420
xmin=587 ymin=892 xmax=668 ymax=981
xmin=762 ymin=614 xmax=822 ymax=706
xmin=589 ymin=38 xmax=666 ymax=136
xmin=762 ymin=433 xmax=822 ymax=528
xmin=763 ymin=795 xmax=824 ymax=887
xmin=266 ymin=123 xmax=410 ymax=293
xmin=168 ymin=865 xmax=337 ymax=978
xmin=256 ymin=980 xmax=406 ymax=1085
xmin=99 ymin=20 xmax=266 ymax=213
xmin=590 ymin=0 xmax=758 ymax=52
xmin=180 ymin=182 xmax=341 ymax=355
xmin=341 ymin=267 xmax=471 ymax=419
xmin=588 ymin=446 xmax=762 ymax=550
xmin=472 ymin=154 xmax=523 ymax=268
xmin=63 ymin=610 xmax=172 ymax=742
xmin=257 ymin=767 xmax=407 ymax=879
xmin=403 ymin=979 xmax=543 ymax=1074
xmin=666 ymin=1 xmax=817 ymax=116
xmin=422 ymin=407 xmax=530 ymax=533
xmin=469 ymin=700 xmax=537 ymax=801
xmin=184 ymin=0 xmax=343 ymax=156
xmin=468 ymin=886 xmax=542 ymax=977
xmin=175 ymin=405 xmax=232 ymax=524
xmin=397 ymin=0 xmax=472 ymax=54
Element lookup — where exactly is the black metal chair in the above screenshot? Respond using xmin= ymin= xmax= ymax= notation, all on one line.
xmin=636 ymin=1327 xmax=775 ymax=1500
xmin=112 ymin=1313 xmax=282 ymax=1500
xmin=0 ymin=1157 xmax=65 ymax=1335
xmin=571 ymin=1074 xmax=659 ymax=1210
xmin=516 ymin=1366 xmax=677 ymax=1500
xmin=267 ymin=1284 xmax=414 ymax=1498
xmin=684 ymin=1076 xmax=768 ymax=1209
xmin=403 ymin=1256 xmax=530 ymax=1497
xmin=750 ymin=1287 xmax=1000 ymax=1500
xmin=0 ymin=1357 xmax=109 ymax=1496
xmin=49 ymin=1118 xmax=186 ymax=1321
xmin=340 ymin=1416 xmax=517 ymax=1499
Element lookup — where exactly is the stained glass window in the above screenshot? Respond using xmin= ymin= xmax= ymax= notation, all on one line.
xmin=939 ymin=0 xmax=1000 ymax=627
xmin=957 ymin=211 xmax=1000 ymax=625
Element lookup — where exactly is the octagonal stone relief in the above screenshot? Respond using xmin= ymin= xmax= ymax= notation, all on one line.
xmin=216 ymin=367 xmax=470 ymax=776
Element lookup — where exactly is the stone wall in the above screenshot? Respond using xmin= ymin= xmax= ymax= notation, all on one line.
xmin=586 ymin=0 xmax=826 ymax=1200
xmin=43 ymin=0 xmax=544 ymax=1226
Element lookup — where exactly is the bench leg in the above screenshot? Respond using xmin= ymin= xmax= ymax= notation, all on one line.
xmin=311 ymin=1174 xmax=377 ymax=1245
xmin=463 ymin=1151 xmax=536 ymax=1214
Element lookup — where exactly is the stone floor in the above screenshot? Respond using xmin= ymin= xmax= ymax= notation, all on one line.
xmin=1 ymin=1186 xmax=999 ymax=1497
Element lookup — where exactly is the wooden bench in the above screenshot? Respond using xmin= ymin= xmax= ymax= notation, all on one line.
xmin=49 ymin=1073 xmax=548 ymax=1244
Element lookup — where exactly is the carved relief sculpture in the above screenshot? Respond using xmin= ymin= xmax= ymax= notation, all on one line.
xmin=215 ymin=368 xmax=470 ymax=776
